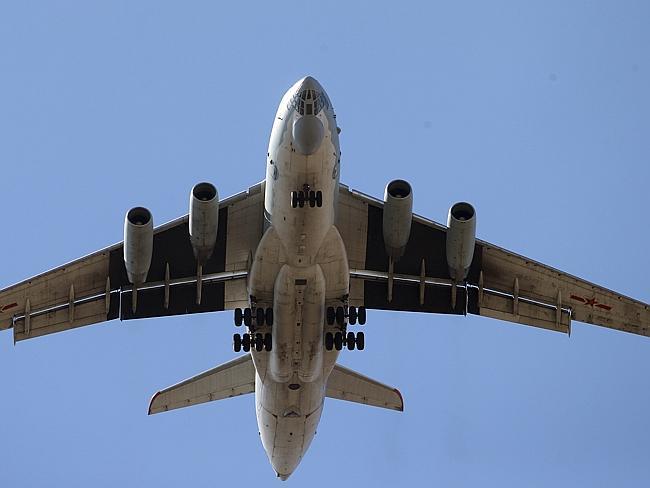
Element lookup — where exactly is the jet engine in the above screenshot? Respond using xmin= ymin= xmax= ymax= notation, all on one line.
xmin=382 ymin=179 xmax=413 ymax=260
xmin=124 ymin=206 xmax=154 ymax=285
xmin=189 ymin=182 xmax=219 ymax=264
xmin=445 ymin=202 xmax=476 ymax=281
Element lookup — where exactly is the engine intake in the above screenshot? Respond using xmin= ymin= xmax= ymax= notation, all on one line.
xmin=124 ymin=206 xmax=153 ymax=284
xmin=382 ymin=179 xmax=413 ymax=260
xmin=446 ymin=202 xmax=476 ymax=281
xmin=189 ymin=182 xmax=219 ymax=264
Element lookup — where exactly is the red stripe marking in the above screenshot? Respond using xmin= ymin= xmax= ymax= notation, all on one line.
xmin=595 ymin=303 xmax=613 ymax=311
xmin=570 ymin=295 xmax=586 ymax=303
xmin=0 ymin=302 xmax=18 ymax=312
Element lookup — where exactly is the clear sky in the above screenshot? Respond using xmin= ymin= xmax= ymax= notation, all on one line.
xmin=1 ymin=1 xmax=649 ymax=486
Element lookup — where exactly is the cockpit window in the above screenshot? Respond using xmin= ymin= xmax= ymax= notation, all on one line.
xmin=289 ymin=89 xmax=330 ymax=116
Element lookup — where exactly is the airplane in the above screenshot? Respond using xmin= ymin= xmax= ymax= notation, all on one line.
xmin=1 ymin=75 xmax=649 ymax=480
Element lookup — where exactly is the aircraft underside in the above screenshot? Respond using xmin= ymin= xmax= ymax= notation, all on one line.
xmin=2 ymin=75 xmax=649 ymax=481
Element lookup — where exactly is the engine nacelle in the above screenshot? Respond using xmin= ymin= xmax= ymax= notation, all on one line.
xmin=189 ymin=182 xmax=219 ymax=264
xmin=382 ymin=179 xmax=413 ymax=260
xmin=446 ymin=202 xmax=476 ymax=281
xmin=124 ymin=206 xmax=153 ymax=285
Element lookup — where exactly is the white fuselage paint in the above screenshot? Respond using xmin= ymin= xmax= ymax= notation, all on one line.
xmin=247 ymin=77 xmax=347 ymax=480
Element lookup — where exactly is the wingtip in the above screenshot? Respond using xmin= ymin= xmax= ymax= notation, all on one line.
xmin=394 ymin=388 xmax=404 ymax=412
xmin=148 ymin=391 xmax=161 ymax=415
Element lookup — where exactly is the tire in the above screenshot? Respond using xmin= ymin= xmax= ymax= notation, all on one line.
xmin=298 ymin=191 xmax=305 ymax=208
xmin=356 ymin=331 xmax=365 ymax=350
xmin=243 ymin=308 xmax=252 ymax=327
xmin=335 ymin=306 xmax=345 ymax=326
xmin=325 ymin=332 xmax=334 ymax=351
xmin=256 ymin=307 xmax=265 ymax=327
xmin=291 ymin=191 xmax=298 ymax=208
xmin=316 ymin=191 xmax=322 ymax=207
xmin=308 ymin=190 xmax=316 ymax=208
xmin=264 ymin=333 xmax=272 ymax=351
xmin=348 ymin=306 xmax=357 ymax=325
xmin=358 ymin=306 xmax=366 ymax=325
xmin=265 ymin=307 xmax=274 ymax=326
xmin=233 ymin=333 xmax=242 ymax=352
xmin=255 ymin=333 xmax=264 ymax=352
xmin=334 ymin=332 xmax=343 ymax=351
xmin=234 ymin=308 xmax=243 ymax=326
xmin=347 ymin=332 xmax=355 ymax=350
xmin=326 ymin=307 xmax=335 ymax=325
xmin=242 ymin=333 xmax=251 ymax=352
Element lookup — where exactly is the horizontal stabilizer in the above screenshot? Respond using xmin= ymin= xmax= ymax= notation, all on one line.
xmin=148 ymin=354 xmax=255 ymax=415
xmin=326 ymin=363 xmax=403 ymax=412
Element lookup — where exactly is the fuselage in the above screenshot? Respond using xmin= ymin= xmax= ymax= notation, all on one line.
xmin=247 ymin=76 xmax=347 ymax=480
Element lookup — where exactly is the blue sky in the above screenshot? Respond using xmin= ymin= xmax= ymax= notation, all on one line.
xmin=1 ymin=1 xmax=649 ymax=486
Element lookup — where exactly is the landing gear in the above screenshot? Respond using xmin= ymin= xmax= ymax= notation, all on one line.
xmin=291 ymin=189 xmax=322 ymax=208
xmin=234 ymin=307 xmax=273 ymax=329
xmin=234 ymin=308 xmax=243 ymax=326
xmin=234 ymin=332 xmax=273 ymax=352
xmin=347 ymin=332 xmax=356 ymax=351
xmin=243 ymin=308 xmax=252 ymax=327
xmin=242 ymin=333 xmax=251 ymax=352
xmin=233 ymin=305 xmax=273 ymax=353
xmin=325 ymin=332 xmax=334 ymax=351
xmin=325 ymin=331 xmax=365 ymax=352
xmin=326 ymin=307 xmax=336 ymax=325
xmin=335 ymin=306 xmax=345 ymax=326
xmin=358 ymin=306 xmax=366 ymax=325
xmin=333 ymin=332 xmax=343 ymax=351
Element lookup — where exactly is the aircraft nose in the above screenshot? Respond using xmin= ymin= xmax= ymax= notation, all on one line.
xmin=299 ymin=75 xmax=321 ymax=91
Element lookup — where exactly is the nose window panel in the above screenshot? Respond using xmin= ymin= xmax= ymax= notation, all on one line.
xmin=290 ymin=89 xmax=330 ymax=116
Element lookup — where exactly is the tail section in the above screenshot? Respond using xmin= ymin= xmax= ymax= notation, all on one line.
xmin=148 ymin=354 xmax=255 ymax=415
xmin=326 ymin=363 xmax=403 ymax=412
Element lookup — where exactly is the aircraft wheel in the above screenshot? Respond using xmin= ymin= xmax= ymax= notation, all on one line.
xmin=308 ymin=191 xmax=316 ymax=207
xmin=256 ymin=307 xmax=265 ymax=327
xmin=316 ymin=191 xmax=322 ymax=207
xmin=348 ymin=306 xmax=357 ymax=325
xmin=347 ymin=332 xmax=356 ymax=350
xmin=298 ymin=191 xmax=305 ymax=208
xmin=291 ymin=191 xmax=298 ymax=208
xmin=356 ymin=331 xmax=365 ymax=350
xmin=264 ymin=333 xmax=272 ymax=351
xmin=234 ymin=308 xmax=243 ymax=326
xmin=334 ymin=332 xmax=343 ymax=351
xmin=255 ymin=333 xmax=264 ymax=352
xmin=326 ymin=307 xmax=335 ymax=325
xmin=265 ymin=307 xmax=274 ymax=326
xmin=242 ymin=333 xmax=251 ymax=352
xmin=233 ymin=333 xmax=242 ymax=352
xmin=335 ymin=306 xmax=345 ymax=326
xmin=358 ymin=306 xmax=367 ymax=325
xmin=243 ymin=308 xmax=252 ymax=327
xmin=325 ymin=332 xmax=334 ymax=351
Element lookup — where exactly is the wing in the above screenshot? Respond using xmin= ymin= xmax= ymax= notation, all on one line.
xmin=326 ymin=363 xmax=403 ymax=411
xmin=337 ymin=184 xmax=650 ymax=337
xmin=0 ymin=182 xmax=265 ymax=343
xmin=148 ymin=354 xmax=255 ymax=415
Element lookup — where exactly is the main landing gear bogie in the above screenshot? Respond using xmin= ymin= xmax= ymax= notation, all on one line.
xmin=234 ymin=332 xmax=272 ymax=353
xmin=326 ymin=306 xmax=367 ymax=326
xmin=325 ymin=331 xmax=364 ymax=351
xmin=234 ymin=307 xmax=274 ymax=328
